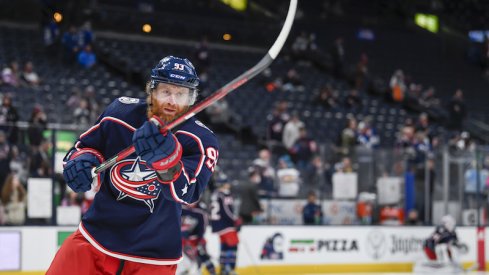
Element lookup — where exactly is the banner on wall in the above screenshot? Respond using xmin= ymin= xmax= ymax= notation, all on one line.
xmin=27 ymin=178 xmax=52 ymax=218
xmin=254 ymin=200 xmax=357 ymax=225
xmin=0 ymin=231 xmax=21 ymax=271
xmin=236 ymin=226 xmax=477 ymax=267
xmin=377 ymin=177 xmax=402 ymax=205
xmin=333 ymin=172 xmax=357 ymax=200
xmin=256 ymin=199 xmax=303 ymax=225
xmin=322 ymin=201 xmax=356 ymax=225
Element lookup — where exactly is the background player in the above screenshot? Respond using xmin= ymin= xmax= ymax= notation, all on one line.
xmin=48 ymin=55 xmax=219 ymax=275
xmin=210 ymin=174 xmax=241 ymax=275
xmin=178 ymin=201 xmax=216 ymax=275
xmin=423 ymin=215 xmax=465 ymax=263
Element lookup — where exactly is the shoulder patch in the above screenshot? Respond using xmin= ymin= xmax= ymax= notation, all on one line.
xmin=118 ymin=97 xmax=140 ymax=104
xmin=195 ymin=120 xmax=213 ymax=132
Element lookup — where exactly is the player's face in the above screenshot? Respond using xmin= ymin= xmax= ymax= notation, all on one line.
xmin=150 ymin=83 xmax=191 ymax=122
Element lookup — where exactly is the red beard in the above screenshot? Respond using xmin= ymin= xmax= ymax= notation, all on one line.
xmin=147 ymin=95 xmax=189 ymax=123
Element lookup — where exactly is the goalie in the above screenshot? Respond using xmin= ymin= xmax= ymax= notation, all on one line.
xmin=423 ymin=215 xmax=464 ymax=262
xmin=413 ymin=214 xmax=476 ymax=274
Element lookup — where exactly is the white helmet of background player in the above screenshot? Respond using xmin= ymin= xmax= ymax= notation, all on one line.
xmin=441 ymin=215 xmax=456 ymax=232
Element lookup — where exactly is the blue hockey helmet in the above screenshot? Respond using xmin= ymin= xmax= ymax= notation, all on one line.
xmin=150 ymin=56 xmax=200 ymax=104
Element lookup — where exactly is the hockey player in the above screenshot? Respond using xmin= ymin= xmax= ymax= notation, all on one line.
xmin=48 ymin=56 xmax=219 ymax=275
xmin=210 ymin=174 xmax=241 ymax=275
xmin=423 ymin=215 xmax=460 ymax=262
xmin=178 ymin=201 xmax=216 ymax=275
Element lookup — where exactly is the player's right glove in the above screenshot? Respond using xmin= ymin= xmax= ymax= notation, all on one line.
xmin=63 ymin=153 xmax=100 ymax=192
xmin=133 ymin=116 xmax=183 ymax=182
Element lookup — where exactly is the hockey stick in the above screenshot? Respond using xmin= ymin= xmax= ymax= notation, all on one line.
xmin=92 ymin=0 xmax=297 ymax=175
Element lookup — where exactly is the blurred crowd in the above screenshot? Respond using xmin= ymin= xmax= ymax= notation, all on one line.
xmin=0 ymin=20 xmax=486 ymax=227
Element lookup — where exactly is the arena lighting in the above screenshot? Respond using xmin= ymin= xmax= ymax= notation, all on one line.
xmin=53 ymin=12 xmax=63 ymax=23
xmin=223 ymin=33 xmax=232 ymax=41
xmin=414 ymin=13 xmax=439 ymax=33
xmin=220 ymin=0 xmax=247 ymax=11
xmin=142 ymin=24 xmax=152 ymax=33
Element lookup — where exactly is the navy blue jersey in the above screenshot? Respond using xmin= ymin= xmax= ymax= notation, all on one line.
xmin=431 ymin=225 xmax=458 ymax=244
xmin=181 ymin=202 xmax=209 ymax=241
xmin=210 ymin=189 xmax=236 ymax=234
xmin=64 ymin=97 xmax=219 ymax=265
xmin=302 ymin=202 xmax=322 ymax=225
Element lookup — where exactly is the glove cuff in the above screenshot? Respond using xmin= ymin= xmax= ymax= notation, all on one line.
xmin=150 ymin=136 xmax=183 ymax=170
xmin=156 ymin=161 xmax=183 ymax=183
xmin=69 ymin=148 xmax=105 ymax=164
xmin=66 ymin=148 xmax=104 ymax=191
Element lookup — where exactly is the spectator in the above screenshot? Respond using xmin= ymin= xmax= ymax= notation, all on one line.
xmin=0 ymin=131 xmax=11 ymax=191
xmin=21 ymin=61 xmax=41 ymax=87
xmin=281 ymin=68 xmax=304 ymax=92
xmin=289 ymin=127 xmax=318 ymax=169
xmin=344 ymin=89 xmax=362 ymax=110
xmin=276 ymin=155 xmax=301 ymax=197
xmin=303 ymin=155 xmax=331 ymax=196
xmin=397 ymin=118 xmax=415 ymax=149
xmin=266 ymin=101 xmax=290 ymax=154
xmin=302 ymin=191 xmax=322 ymax=225
xmin=0 ymin=95 xmax=19 ymax=144
xmin=357 ymin=119 xmax=379 ymax=149
xmin=1 ymin=62 xmax=21 ymax=87
xmin=447 ymin=89 xmax=467 ymax=130
xmin=354 ymin=53 xmax=369 ymax=90
xmin=78 ymin=44 xmax=96 ymax=68
xmin=9 ymin=145 xmax=28 ymax=185
xmin=331 ymin=37 xmax=345 ymax=77
xmin=389 ymin=69 xmax=406 ymax=103
xmin=62 ymin=25 xmax=80 ymax=63
xmin=334 ymin=157 xmax=354 ymax=173
xmin=405 ymin=209 xmax=422 ymax=225
xmin=238 ymin=169 xmax=263 ymax=224
xmin=42 ymin=18 xmax=60 ymax=52
xmin=66 ymin=87 xmax=82 ymax=109
xmin=27 ymin=105 xmax=47 ymax=149
xmin=291 ymin=32 xmax=309 ymax=60
xmin=315 ymin=84 xmax=338 ymax=109
xmin=340 ymin=117 xmax=357 ymax=156
xmin=205 ymin=98 xmax=239 ymax=133
xmin=449 ymin=131 xmax=475 ymax=152
xmin=29 ymin=139 xmax=52 ymax=178
xmin=1 ymin=173 xmax=27 ymax=225
xmin=73 ymin=98 xmax=91 ymax=128
xmin=415 ymin=113 xmax=431 ymax=137
xmin=83 ymin=85 xmax=100 ymax=123
xmin=252 ymin=148 xmax=276 ymax=197
xmin=79 ymin=21 xmax=94 ymax=47
xmin=282 ymin=112 xmax=304 ymax=151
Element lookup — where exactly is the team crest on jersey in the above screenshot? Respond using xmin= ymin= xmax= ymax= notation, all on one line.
xmin=118 ymin=97 xmax=140 ymax=104
xmin=110 ymin=157 xmax=161 ymax=213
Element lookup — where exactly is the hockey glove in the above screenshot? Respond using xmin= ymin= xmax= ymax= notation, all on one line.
xmin=133 ymin=116 xmax=183 ymax=181
xmin=63 ymin=153 xmax=100 ymax=192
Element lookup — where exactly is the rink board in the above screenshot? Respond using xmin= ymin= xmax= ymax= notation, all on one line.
xmin=0 ymin=226 xmax=484 ymax=273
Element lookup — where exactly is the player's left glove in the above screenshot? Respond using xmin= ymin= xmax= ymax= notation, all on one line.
xmin=133 ymin=116 xmax=183 ymax=182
